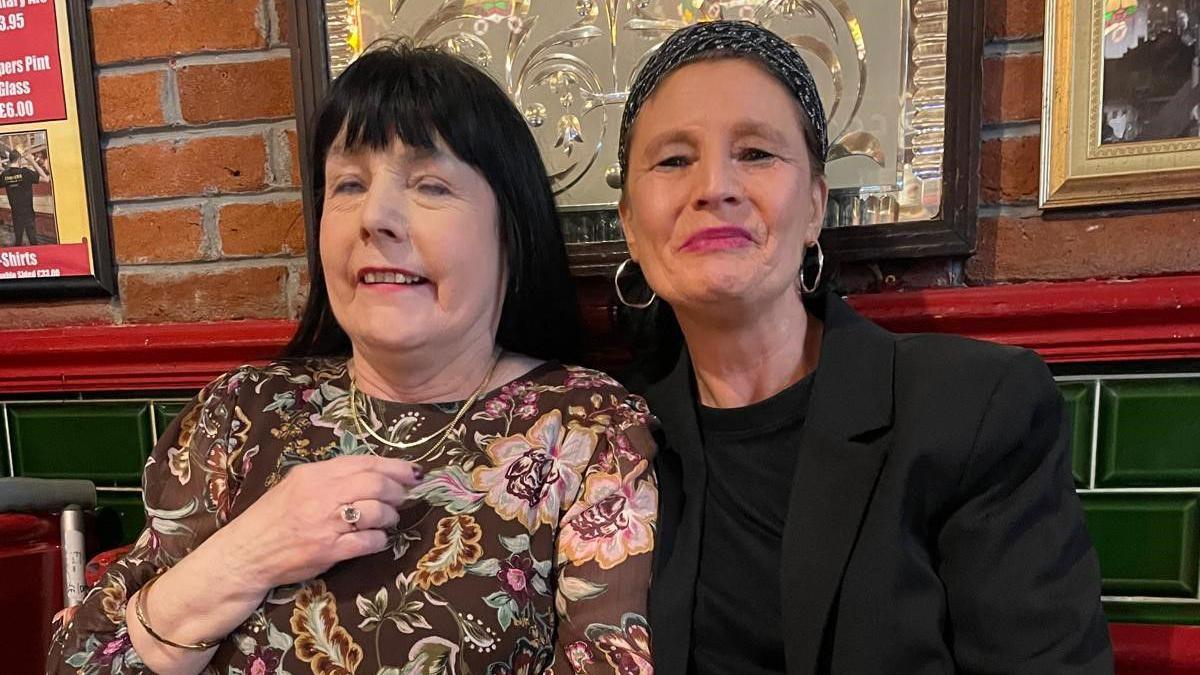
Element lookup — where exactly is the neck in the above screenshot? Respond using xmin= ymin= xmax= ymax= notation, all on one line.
xmin=677 ymin=290 xmax=822 ymax=409
xmin=350 ymin=334 xmax=498 ymax=404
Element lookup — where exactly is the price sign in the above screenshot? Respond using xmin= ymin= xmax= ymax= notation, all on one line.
xmin=0 ymin=0 xmax=67 ymax=125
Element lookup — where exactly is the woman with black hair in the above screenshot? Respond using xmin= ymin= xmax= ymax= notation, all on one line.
xmin=48 ymin=44 xmax=656 ymax=675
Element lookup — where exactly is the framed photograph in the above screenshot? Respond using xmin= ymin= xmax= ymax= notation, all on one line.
xmin=1042 ymin=0 xmax=1200 ymax=208
xmin=291 ymin=0 xmax=984 ymax=268
xmin=0 ymin=0 xmax=113 ymax=298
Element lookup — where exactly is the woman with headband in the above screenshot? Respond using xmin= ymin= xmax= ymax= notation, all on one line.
xmin=616 ymin=20 xmax=1112 ymax=674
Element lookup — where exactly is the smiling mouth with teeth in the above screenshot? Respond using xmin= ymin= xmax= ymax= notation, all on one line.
xmin=360 ymin=271 xmax=426 ymax=285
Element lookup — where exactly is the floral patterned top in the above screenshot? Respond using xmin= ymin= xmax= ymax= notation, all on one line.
xmin=48 ymin=358 xmax=657 ymax=675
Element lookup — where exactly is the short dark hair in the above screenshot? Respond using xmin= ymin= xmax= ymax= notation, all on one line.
xmin=285 ymin=42 xmax=583 ymax=362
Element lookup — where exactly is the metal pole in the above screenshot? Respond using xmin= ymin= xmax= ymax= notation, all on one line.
xmin=60 ymin=505 xmax=87 ymax=607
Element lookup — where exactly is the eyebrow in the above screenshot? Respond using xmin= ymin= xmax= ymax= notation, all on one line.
xmin=728 ymin=120 xmax=790 ymax=147
xmin=403 ymin=145 xmax=444 ymax=163
xmin=638 ymin=119 xmax=792 ymax=160
xmin=639 ymin=129 xmax=697 ymax=161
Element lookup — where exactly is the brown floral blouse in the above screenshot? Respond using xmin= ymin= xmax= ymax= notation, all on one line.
xmin=48 ymin=358 xmax=657 ymax=675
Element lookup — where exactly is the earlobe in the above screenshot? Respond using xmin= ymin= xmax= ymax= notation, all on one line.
xmin=617 ymin=194 xmax=640 ymax=261
xmin=808 ymin=175 xmax=829 ymax=237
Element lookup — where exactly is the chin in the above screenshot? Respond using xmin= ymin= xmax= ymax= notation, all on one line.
xmin=354 ymin=328 xmax=430 ymax=355
xmin=673 ymin=283 xmax=756 ymax=310
xmin=342 ymin=312 xmax=431 ymax=354
xmin=678 ymin=272 xmax=794 ymax=311
xmin=692 ymin=267 xmax=760 ymax=299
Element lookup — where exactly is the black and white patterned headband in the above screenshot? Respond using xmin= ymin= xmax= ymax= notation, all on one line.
xmin=618 ymin=20 xmax=828 ymax=178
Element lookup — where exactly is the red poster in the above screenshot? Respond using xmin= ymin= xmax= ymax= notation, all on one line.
xmin=0 ymin=0 xmax=67 ymax=125
xmin=0 ymin=241 xmax=89 ymax=279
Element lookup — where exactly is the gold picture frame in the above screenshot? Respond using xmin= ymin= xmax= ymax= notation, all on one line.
xmin=1042 ymin=0 xmax=1200 ymax=209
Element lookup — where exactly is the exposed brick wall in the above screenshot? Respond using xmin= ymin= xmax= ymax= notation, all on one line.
xmin=0 ymin=0 xmax=306 ymax=326
xmin=986 ymin=0 xmax=1046 ymax=41
xmin=968 ymin=0 xmax=1200 ymax=283
xmin=89 ymin=0 xmax=266 ymax=65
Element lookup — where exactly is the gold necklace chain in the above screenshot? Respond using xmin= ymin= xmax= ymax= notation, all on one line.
xmin=348 ymin=351 xmax=501 ymax=458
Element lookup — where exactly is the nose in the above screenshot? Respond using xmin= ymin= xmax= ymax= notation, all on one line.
xmin=693 ymin=153 xmax=743 ymax=211
xmin=359 ymin=181 xmax=406 ymax=244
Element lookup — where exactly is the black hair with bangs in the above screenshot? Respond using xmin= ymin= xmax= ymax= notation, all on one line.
xmin=284 ymin=41 xmax=583 ymax=362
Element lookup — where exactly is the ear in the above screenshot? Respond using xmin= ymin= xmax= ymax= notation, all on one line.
xmin=804 ymin=174 xmax=829 ymax=244
xmin=617 ymin=191 xmax=642 ymax=262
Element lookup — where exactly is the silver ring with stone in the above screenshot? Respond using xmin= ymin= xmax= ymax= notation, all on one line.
xmin=339 ymin=503 xmax=361 ymax=531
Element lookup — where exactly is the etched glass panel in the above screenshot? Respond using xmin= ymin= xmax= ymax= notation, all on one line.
xmin=323 ymin=0 xmax=948 ymax=239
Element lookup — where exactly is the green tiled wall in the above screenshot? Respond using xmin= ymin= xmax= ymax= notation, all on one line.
xmin=3 ymin=377 xmax=1200 ymax=624
xmin=8 ymin=403 xmax=153 ymax=486
xmin=1 ymin=397 xmax=189 ymax=550
xmin=1058 ymin=374 xmax=1200 ymax=625
xmin=153 ymin=402 xmax=188 ymax=439
xmin=1059 ymin=382 xmax=1094 ymax=487
xmin=1081 ymin=494 xmax=1199 ymax=597
xmin=1 ymin=415 xmax=8 ymax=477
xmin=1097 ymin=380 xmax=1200 ymax=487
xmin=96 ymin=491 xmax=149 ymax=551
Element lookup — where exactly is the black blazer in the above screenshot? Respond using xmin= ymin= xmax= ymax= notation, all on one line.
xmin=638 ymin=293 xmax=1113 ymax=675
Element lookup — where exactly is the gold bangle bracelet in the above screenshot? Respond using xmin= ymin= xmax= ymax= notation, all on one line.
xmin=133 ymin=572 xmax=223 ymax=652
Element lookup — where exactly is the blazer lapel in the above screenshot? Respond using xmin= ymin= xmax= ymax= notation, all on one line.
xmin=781 ymin=293 xmax=896 ymax=674
xmin=645 ymin=350 xmax=706 ymax=675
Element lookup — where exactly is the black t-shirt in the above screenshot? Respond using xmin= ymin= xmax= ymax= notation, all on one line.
xmin=2 ymin=166 xmax=39 ymax=215
xmin=689 ymin=373 xmax=815 ymax=675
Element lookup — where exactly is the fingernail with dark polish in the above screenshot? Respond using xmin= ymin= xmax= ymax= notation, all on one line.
xmin=412 ymin=465 xmax=425 ymax=480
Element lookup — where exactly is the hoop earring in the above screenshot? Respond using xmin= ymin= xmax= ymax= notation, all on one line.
xmin=614 ymin=258 xmax=657 ymax=309
xmin=799 ymin=240 xmax=825 ymax=294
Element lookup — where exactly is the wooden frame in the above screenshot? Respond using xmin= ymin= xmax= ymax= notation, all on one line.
xmin=822 ymin=0 xmax=985 ymax=262
xmin=0 ymin=0 xmax=114 ymax=298
xmin=1042 ymin=0 xmax=1200 ymax=208
xmin=288 ymin=0 xmax=984 ymax=270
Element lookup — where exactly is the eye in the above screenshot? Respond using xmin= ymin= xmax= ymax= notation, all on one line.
xmin=656 ymin=155 xmax=691 ymax=169
xmin=739 ymin=148 xmax=775 ymax=162
xmin=330 ymin=178 xmax=365 ymax=195
xmin=414 ymin=178 xmax=451 ymax=196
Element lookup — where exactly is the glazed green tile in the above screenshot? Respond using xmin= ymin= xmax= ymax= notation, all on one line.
xmin=1082 ymin=494 xmax=1199 ymax=597
xmin=153 ymin=402 xmax=190 ymax=440
xmin=1098 ymin=379 xmax=1200 ymax=487
xmin=95 ymin=491 xmax=146 ymax=550
xmin=1 ymin=406 xmax=10 ymax=477
xmin=8 ymin=403 xmax=152 ymax=486
xmin=1103 ymin=601 xmax=1200 ymax=625
xmin=1058 ymin=383 xmax=1094 ymax=487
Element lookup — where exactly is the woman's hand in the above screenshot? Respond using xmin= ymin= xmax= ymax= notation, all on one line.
xmin=125 ymin=455 xmax=423 ymax=675
xmin=213 ymin=455 xmax=423 ymax=593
